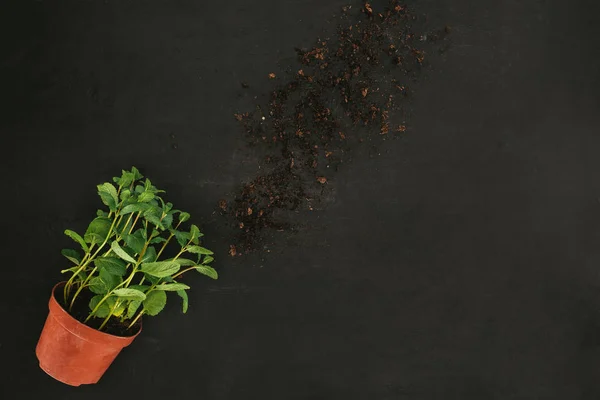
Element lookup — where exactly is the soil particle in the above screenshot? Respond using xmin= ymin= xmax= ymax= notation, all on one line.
xmin=222 ymin=0 xmax=450 ymax=253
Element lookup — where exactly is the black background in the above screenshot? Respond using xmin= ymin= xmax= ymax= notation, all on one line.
xmin=2 ymin=0 xmax=600 ymax=398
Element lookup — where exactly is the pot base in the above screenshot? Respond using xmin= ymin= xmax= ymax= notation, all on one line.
xmin=36 ymin=283 xmax=141 ymax=386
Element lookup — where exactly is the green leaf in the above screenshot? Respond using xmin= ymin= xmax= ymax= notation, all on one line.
xmin=96 ymin=210 xmax=109 ymax=218
xmin=111 ymin=241 xmax=137 ymax=264
xmin=150 ymin=236 xmax=167 ymax=244
xmin=131 ymin=166 xmax=143 ymax=180
xmin=202 ymin=255 xmax=215 ymax=265
xmin=195 ymin=265 xmax=218 ymax=279
xmin=97 ymin=182 xmax=119 ymax=211
xmin=176 ymin=290 xmax=188 ymax=313
xmin=187 ymin=246 xmax=214 ymax=255
xmin=138 ymin=191 xmax=155 ymax=202
xmin=117 ymin=170 xmax=136 ymax=188
xmin=120 ymin=203 xmax=150 ymax=216
xmin=178 ymin=212 xmax=191 ymax=223
xmin=141 ymin=246 xmax=157 ymax=264
xmin=165 ymin=202 xmax=173 ymax=212
xmin=90 ymin=269 xmax=123 ymax=294
xmin=144 ymin=214 xmax=163 ymax=230
xmin=144 ymin=274 xmax=161 ymax=285
xmin=140 ymin=261 xmax=180 ymax=278
xmin=102 ymin=268 xmax=122 ymax=288
xmin=172 ymin=230 xmax=191 ymax=247
xmin=123 ymin=229 xmax=145 ymax=254
xmin=127 ymin=300 xmax=142 ymax=319
xmin=154 ymin=283 xmax=190 ymax=291
xmin=113 ymin=288 xmax=146 ymax=301
xmin=89 ymin=295 xmax=111 ymax=318
xmin=84 ymin=217 xmax=112 ymax=245
xmin=94 ymin=257 xmax=127 ymax=276
xmin=89 ymin=277 xmax=108 ymax=294
xmin=61 ymin=249 xmax=81 ymax=265
xmin=129 ymin=284 xmax=150 ymax=292
xmin=64 ymin=230 xmax=89 ymax=252
xmin=190 ymin=224 xmax=201 ymax=244
xmin=112 ymin=299 xmax=127 ymax=317
xmin=162 ymin=213 xmax=173 ymax=229
xmin=120 ymin=189 xmax=131 ymax=202
xmin=173 ymin=258 xmax=196 ymax=267
xmin=143 ymin=290 xmax=167 ymax=316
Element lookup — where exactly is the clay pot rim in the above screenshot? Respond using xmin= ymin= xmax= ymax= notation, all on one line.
xmin=50 ymin=282 xmax=142 ymax=344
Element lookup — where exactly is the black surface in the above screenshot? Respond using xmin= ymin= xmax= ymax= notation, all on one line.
xmin=2 ymin=0 xmax=600 ymax=398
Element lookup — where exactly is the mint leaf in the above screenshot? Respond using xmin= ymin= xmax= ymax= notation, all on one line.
xmin=140 ymin=261 xmax=180 ymax=278
xmin=143 ymin=290 xmax=167 ymax=316
xmin=89 ymin=295 xmax=111 ymax=318
xmin=195 ymin=265 xmax=218 ymax=279
xmin=64 ymin=229 xmax=89 ymax=252
xmin=61 ymin=249 xmax=81 ymax=265
xmin=141 ymin=246 xmax=157 ymax=264
xmin=138 ymin=191 xmax=155 ymax=203
xmin=94 ymin=257 xmax=127 ymax=276
xmin=110 ymin=241 xmax=137 ymax=264
xmin=187 ymin=246 xmax=213 ymax=255
xmin=97 ymin=182 xmax=119 ymax=211
xmin=84 ymin=217 xmax=112 ymax=245
xmin=113 ymin=288 xmax=146 ymax=301
xmin=127 ymin=300 xmax=142 ymax=319
xmin=123 ymin=229 xmax=145 ymax=254
xmin=173 ymin=258 xmax=196 ymax=267
xmin=154 ymin=283 xmax=190 ymax=291
xmin=176 ymin=290 xmax=188 ymax=313
xmin=172 ymin=230 xmax=191 ymax=247
xmin=178 ymin=212 xmax=190 ymax=223
xmin=120 ymin=203 xmax=150 ymax=216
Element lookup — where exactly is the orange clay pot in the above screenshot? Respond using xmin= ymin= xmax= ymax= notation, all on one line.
xmin=36 ymin=283 xmax=141 ymax=386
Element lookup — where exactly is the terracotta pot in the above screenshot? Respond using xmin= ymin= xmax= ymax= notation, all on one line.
xmin=36 ymin=283 xmax=141 ymax=386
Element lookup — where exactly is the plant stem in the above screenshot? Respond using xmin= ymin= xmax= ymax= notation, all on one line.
xmin=116 ymin=213 xmax=134 ymax=240
xmin=171 ymin=266 xmax=197 ymax=280
xmin=85 ymin=232 xmax=152 ymax=320
xmin=155 ymin=220 xmax=183 ymax=259
xmin=128 ymin=212 xmax=141 ymax=235
xmin=64 ymin=216 xmax=119 ymax=303
xmin=98 ymin=300 xmax=121 ymax=331
xmin=127 ymin=310 xmax=144 ymax=330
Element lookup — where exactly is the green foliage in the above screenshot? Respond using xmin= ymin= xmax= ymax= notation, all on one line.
xmin=61 ymin=249 xmax=82 ymax=265
xmin=187 ymin=246 xmax=214 ymax=255
xmin=90 ymin=295 xmax=111 ymax=318
xmin=64 ymin=230 xmax=89 ymax=252
xmin=84 ymin=217 xmax=112 ymax=245
xmin=176 ymin=290 xmax=189 ymax=313
xmin=140 ymin=261 xmax=180 ymax=278
xmin=97 ymin=183 xmax=119 ymax=211
xmin=143 ymin=291 xmax=167 ymax=316
xmin=123 ymin=229 xmax=146 ymax=254
xmin=60 ymin=166 xmax=218 ymax=333
xmin=94 ymin=257 xmax=127 ymax=276
xmin=195 ymin=265 xmax=218 ymax=280
xmin=113 ymin=288 xmax=146 ymax=301
xmin=154 ymin=283 xmax=190 ymax=291
xmin=110 ymin=240 xmax=137 ymax=264
xmin=173 ymin=258 xmax=196 ymax=267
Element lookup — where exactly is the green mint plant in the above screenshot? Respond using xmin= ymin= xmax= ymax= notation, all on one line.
xmin=61 ymin=167 xmax=217 ymax=332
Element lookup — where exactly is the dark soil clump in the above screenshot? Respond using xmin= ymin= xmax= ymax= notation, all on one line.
xmin=221 ymin=1 xmax=450 ymax=253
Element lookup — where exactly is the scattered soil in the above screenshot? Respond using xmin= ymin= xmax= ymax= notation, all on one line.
xmin=59 ymin=287 xmax=141 ymax=337
xmin=221 ymin=0 xmax=450 ymax=253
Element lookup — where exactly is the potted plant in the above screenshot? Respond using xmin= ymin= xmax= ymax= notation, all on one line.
xmin=36 ymin=167 xmax=218 ymax=386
